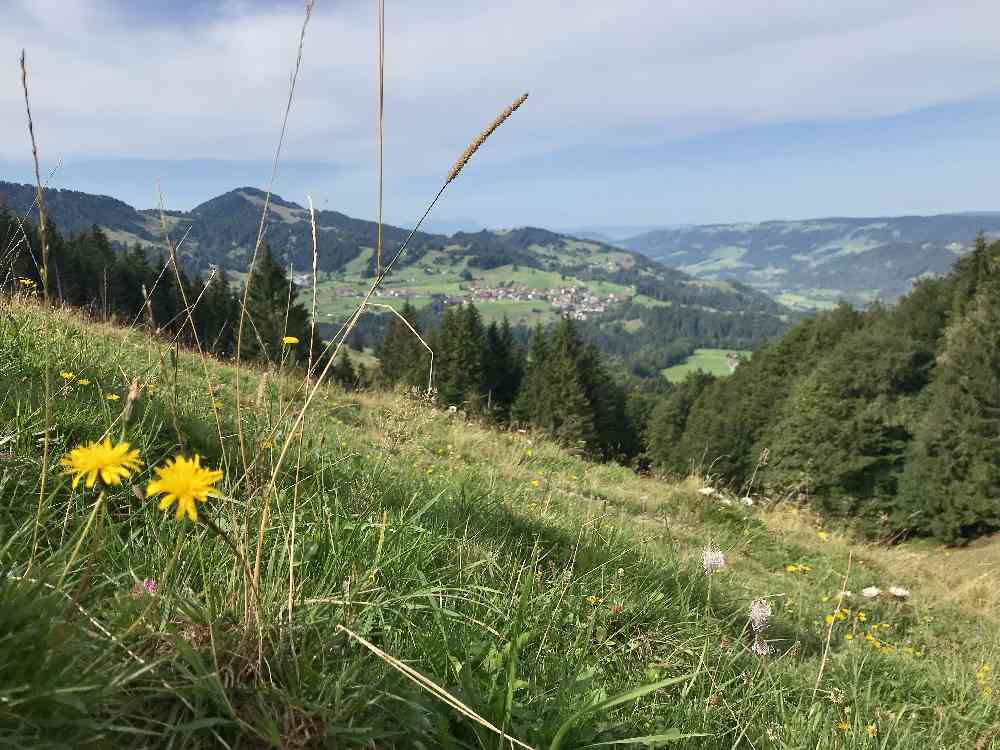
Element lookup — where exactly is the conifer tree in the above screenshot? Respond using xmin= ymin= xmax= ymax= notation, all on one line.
xmin=375 ymin=301 xmax=429 ymax=388
xmin=482 ymin=316 xmax=523 ymax=418
xmin=241 ymin=244 xmax=315 ymax=364
xmin=898 ymin=246 xmax=1000 ymax=542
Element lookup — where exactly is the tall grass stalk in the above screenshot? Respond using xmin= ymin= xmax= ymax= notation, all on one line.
xmin=20 ymin=51 xmax=52 ymax=571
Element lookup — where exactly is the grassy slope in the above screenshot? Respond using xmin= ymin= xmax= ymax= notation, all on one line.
xmin=1 ymin=296 xmax=998 ymax=748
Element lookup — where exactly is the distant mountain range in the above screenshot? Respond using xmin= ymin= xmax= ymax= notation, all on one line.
xmin=615 ymin=215 xmax=1000 ymax=309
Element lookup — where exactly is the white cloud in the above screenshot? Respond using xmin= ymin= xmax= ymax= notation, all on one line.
xmin=3 ymin=0 xmax=1000 ymax=193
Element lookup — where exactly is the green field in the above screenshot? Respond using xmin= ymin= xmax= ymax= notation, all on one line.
xmin=307 ymin=259 xmax=637 ymax=330
xmin=662 ymin=348 xmax=752 ymax=382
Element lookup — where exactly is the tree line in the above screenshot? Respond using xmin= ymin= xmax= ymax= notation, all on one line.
xmin=644 ymin=234 xmax=1000 ymax=544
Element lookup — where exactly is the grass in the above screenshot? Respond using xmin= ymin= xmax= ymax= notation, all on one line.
xmin=662 ymin=349 xmax=752 ymax=382
xmin=1 ymin=295 xmax=998 ymax=748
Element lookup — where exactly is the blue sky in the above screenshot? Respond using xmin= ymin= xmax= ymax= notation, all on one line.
xmin=3 ymin=0 xmax=1000 ymax=230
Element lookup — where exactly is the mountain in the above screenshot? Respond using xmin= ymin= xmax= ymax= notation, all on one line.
xmin=0 ymin=180 xmax=794 ymax=373
xmin=619 ymin=214 xmax=1000 ymax=309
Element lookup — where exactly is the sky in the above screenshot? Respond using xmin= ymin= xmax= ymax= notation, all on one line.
xmin=3 ymin=0 xmax=1000 ymax=231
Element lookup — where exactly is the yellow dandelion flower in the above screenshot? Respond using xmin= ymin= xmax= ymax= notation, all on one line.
xmin=817 ymin=530 xmax=829 ymax=540
xmin=76 ymin=378 xmax=91 ymax=385
xmin=585 ymin=595 xmax=600 ymax=606
xmin=105 ymin=393 xmax=120 ymax=401
xmin=824 ymin=615 xmax=834 ymax=625
xmin=866 ymin=724 xmax=877 ymax=737
xmin=261 ymin=439 xmax=274 ymax=449
xmin=836 ymin=722 xmax=850 ymax=731
xmin=531 ymin=479 xmax=540 ymax=488
xmin=857 ymin=612 xmax=867 ymax=622
xmin=60 ymin=371 xmax=75 ymax=380
xmin=786 ymin=564 xmax=799 ymax=573
xmin=282 ymin=335 xmax=300 ymax=345
xmin=845 ymin=634 xmax=854 ymax=641
xmin=147 ymin=454 xmax=223 ymax=523
xmin=60 ymin=438 xmax=143 ymax=489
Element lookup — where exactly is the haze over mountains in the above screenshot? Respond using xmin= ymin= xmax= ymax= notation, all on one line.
xmin=614 ymin=215 xmax=1000 ymax=309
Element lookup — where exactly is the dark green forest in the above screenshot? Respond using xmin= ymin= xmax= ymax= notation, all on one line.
xmin=5 ymin=206 xmax=998 ymax=545
xmin=646 ymin=234 xmax=1000 ymax=545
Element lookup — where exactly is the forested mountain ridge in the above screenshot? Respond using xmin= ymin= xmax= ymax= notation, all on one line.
xmin=620 ymin=213 xmax=1000 ymax=309
xmin=0 ymin=180 xmax=795 ymax=373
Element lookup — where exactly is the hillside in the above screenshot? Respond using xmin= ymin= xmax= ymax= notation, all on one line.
xmin=620 ymin=214 xmax=1000 ymax=309
xmin=1 ymin=295 xmax=998 ymax=747
xmin=1 ymin=180 xmax=794 ymax=370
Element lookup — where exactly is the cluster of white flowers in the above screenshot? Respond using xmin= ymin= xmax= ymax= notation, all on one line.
xmin=862 ymin=584 xmax=911 ymax=600
xmin=702 ymin=544 xmax=727 ymax=575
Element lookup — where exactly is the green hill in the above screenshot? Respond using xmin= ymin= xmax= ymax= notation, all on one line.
xmin=1 ymin=296 xmax=997 ymax=747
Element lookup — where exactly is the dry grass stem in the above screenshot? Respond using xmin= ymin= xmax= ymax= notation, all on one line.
xmin=447 ymin=93 xmax=529 ymax=184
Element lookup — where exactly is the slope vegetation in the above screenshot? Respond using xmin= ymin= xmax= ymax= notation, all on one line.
xmin=1 ymin=296 xmax=996 ymax=748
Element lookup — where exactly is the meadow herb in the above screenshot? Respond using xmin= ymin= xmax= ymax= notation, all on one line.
xmin=146 ymin=454 xmax=223 ymax=522
xmin=60 ymin=439 xmax=143 ymax=490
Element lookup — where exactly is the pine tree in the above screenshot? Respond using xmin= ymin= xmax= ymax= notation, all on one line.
xmin=241 ymin=244 xmax=315 ymax=365
xmin=432 ymin=303 xmax=486 ymax=407
xmin=332 ymin=350 xmax=357 ymax=390
xmin=898 ymin=245 xmax=1000 ymax=542
xmin=481 ymin=317 xmax=523 ymax=418
xmin=514 ymin=324 xmax=549 ymax=425
xmin=375 ymin=302 xmax=430 ymax=389
xmin=196 ymin=268 xmax=238 ymax=357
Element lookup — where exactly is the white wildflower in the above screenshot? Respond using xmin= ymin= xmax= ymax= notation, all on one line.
xmin=698 ymin=486 xmax=717 ymax=497
xmin=702 ymin=544 xmax=727 ymax=575
xmin=862 ymin=586 xmax=881 ymax=599
xmin=750 ymin=637 xmax=772 ymax=656
xmin=887 ymin=585 xmax=910 ymax=599
xmin=750 ymin=597 xmax=772 ymax=633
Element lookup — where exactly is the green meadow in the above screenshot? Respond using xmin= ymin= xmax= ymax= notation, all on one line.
xmin=662 ymin=349 xmax=753 ymax=382
xmin=2 ymin=296 xmax=997 ymax=748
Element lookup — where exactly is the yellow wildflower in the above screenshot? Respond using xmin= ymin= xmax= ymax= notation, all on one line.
xmin=76 ymin=378 xmax=90 ymax=385
xmin=105 ymin=393 xmax=120 ymax=401
xmin=585 ymin=595 xmax=600 ymax=606
xmin=531 ymin=479 xmax=540 ymax=488
xmin=60 ymin=371 xmax=75 ymax=380
xmin=866 ymin=724 xmax=877 ymax=737
xmin=817 ymin=530 xmax=829 ymax=540
xmin=836 ymin=722 xmax=850 ymax=731
xmin=845 ymin=634 xmax=854 ymax=641
xmin=857 ymin=612 xmax=867 ymax=622
xmin=61 ymin=438 xmax=143 ymax=489
xmin=824 ymin=615 xmax=834 ymax=625
xmin=146 ymin=454 xmax=223 ymax=522
xmin=786 ymin=564 xmax=799 ymax=573
xmin=282 ymin=335 xmax=300 ymax=345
